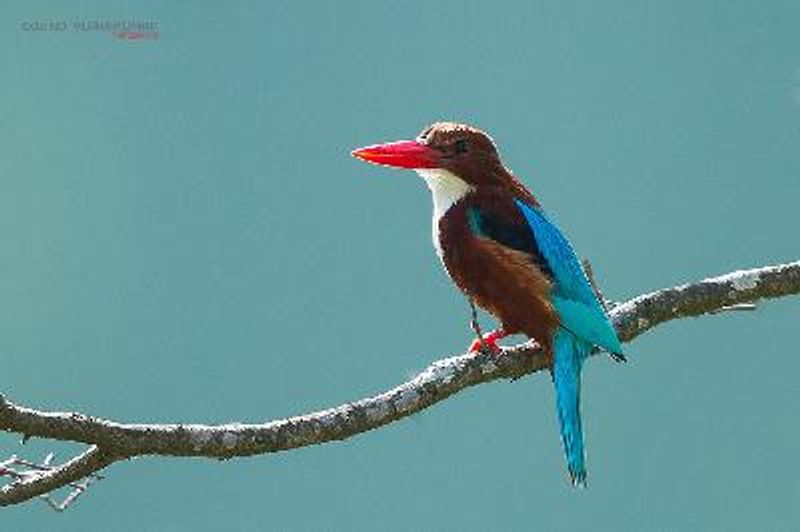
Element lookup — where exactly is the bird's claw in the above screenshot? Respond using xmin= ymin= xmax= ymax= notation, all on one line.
xmin=468 ymin=328 xmax=507 ymax=356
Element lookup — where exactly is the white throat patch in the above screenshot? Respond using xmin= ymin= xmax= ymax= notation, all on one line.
xmin=415 ymin=168 xmax=474 ymax=221
xmin=415 ymin=168 xmax=474 ymax=260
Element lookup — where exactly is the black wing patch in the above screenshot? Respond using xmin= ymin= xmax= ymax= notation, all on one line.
xmin=467 ymin=205 xmax=554 ymax=280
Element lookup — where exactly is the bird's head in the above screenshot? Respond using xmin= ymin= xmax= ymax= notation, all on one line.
xmin=352 ymin=122 xmax=506 ymax=187
xmin=353 ymin=122 xmax=539 ymax=209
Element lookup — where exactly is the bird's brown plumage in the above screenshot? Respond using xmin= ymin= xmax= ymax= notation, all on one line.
xmin=437 ymin=190 xmax=560 ymax=355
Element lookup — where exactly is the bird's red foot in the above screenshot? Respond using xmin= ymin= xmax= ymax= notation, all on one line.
xmin=468 ymin=328 xmax=507 ymax=355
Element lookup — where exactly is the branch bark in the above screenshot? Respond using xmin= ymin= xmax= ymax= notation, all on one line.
xmin=2 ymin=260 xmax=799 ymax=507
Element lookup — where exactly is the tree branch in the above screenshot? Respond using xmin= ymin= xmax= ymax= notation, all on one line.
xmin=1 ymin=260 xmax=799 ymax=507
xmin=0 ymin=447 xmax=114 ymax=508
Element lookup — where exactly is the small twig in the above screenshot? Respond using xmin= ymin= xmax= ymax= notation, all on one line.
xmin=582 ymin=259 xmax=609 ymax=311
xmin=709 ymin=303 xmax=758 ymax=314
xmin=0 ymin=445 xmax=117 ymax=508
xmin=582 ymin=259 xmax=627 ymax=362
xmin=0 ymin=453 xmax=105 ymax=511
xmin=40 ymin=478 xmax=94 ymax=512
xmin=10 ymin=456 xmax=104 ymax=485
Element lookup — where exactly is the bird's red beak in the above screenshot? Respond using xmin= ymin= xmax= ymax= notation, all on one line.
xmin=351 ymin=140 xmax=438 ymax=169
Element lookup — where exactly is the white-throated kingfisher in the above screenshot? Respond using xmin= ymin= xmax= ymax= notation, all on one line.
xmin=351 ymin=122 xmax=624 ymax=486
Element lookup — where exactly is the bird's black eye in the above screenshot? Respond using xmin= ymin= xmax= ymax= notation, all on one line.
xmin=417 ymin=127 xmax=433 ymax=143
xmin=453 ymin=139 xmax=468 ymax=155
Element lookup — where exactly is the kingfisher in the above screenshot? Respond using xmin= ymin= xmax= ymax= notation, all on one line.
xmin=351 ymin=122 xmax=624 ymax=486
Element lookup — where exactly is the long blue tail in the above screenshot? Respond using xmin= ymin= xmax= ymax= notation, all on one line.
xmin=552 ymin=327 xmax=591 ymax=487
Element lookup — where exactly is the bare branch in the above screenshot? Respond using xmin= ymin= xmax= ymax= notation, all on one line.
xmin=0 ymin=446 xmax=116 ymax=507
xmin=1 ymin=260 xmax=798 ymax=508
xmin=41 ymin=477 xmax=95 ymax=513
xmin=0 ymin=453 xmax=104 ymax=511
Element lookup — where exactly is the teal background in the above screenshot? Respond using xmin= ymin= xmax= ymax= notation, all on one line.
xmin=2 ymin=2 xmax=799 ymax=530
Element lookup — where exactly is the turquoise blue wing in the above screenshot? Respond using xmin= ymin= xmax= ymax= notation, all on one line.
xmin=513 ymin=199 xmax=622 ymax=354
